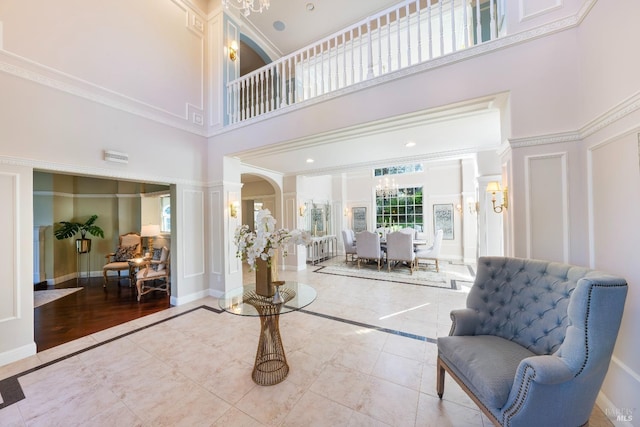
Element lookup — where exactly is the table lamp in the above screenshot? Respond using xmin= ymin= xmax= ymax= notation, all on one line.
xmin=140 ymin=224 xmax=161 ymax=255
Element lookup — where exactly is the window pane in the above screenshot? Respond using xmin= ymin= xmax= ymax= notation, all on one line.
xmin=375 ymin=186 xmax=423 ymax=230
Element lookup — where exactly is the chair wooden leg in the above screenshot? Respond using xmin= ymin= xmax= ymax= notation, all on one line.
xmin=437 ymin=357 xmax=446 ymax=399
xmin=435 ymin=259 xmax=440 ymax=273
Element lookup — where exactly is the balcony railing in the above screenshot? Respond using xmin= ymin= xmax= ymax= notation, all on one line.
xmin=226 ymin=0 xmax=503 ymax=125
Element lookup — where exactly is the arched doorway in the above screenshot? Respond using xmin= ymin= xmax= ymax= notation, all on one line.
xmin=240 ymin=173 xmax=279 ymax=229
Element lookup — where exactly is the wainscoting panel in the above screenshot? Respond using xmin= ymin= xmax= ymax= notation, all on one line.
xmin=524 ymin=153 xmax=568 ymax=262
xmin=0 ymin=172 xmax=18 ymax=323
xmin=519 ymin=0 xmax=563 ymax=22
xmin=209 ymin=190 xmax=223 ymax=276
xmin=182 ymin=189 xmax=205 ymax=278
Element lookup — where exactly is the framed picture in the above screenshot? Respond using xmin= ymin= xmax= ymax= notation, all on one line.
xmin=352 ymin=207 xmax=367 ymax=232
xmin=433 ymin=204 xmax=454 ymax=240
xmin=311 ymin=208 xmax=324 ymax=235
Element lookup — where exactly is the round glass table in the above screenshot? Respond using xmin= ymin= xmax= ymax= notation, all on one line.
xmin=219 ymin=282 xmax=317 ymax=386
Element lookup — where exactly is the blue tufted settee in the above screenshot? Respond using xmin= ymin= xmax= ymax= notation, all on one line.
xmin=437 ymin=256 xmax=627 ymax=427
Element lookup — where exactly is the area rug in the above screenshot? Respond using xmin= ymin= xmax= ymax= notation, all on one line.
xmin=34 ymin=288 xmax=83 ymax=308
xmin=313 ymin=258 xmax=453 ymax=289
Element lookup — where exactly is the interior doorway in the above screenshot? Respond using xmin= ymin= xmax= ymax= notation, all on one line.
xmin=33 ymin=171 xmax=174 ymax=351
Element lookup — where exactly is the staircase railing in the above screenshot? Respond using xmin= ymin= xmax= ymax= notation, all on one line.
xmin=226 ymin=0 xmax=502 ymax=125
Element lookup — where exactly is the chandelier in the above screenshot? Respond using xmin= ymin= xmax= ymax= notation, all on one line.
xmin=222 ymin=0 xmax=270 ymax=17
xmin=376 ymin=177 xmax=398 ymax=198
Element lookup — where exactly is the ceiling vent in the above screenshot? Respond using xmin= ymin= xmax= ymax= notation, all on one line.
xmin=104 ymin=150 xmax=129 ymax=164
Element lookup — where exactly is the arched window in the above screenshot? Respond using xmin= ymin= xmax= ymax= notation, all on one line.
xmin=161 ymin=196 xmax=171 ymax=232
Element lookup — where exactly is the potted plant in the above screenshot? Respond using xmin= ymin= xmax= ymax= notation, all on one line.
xmin=54 ymin=214 xmax=105 ymax=253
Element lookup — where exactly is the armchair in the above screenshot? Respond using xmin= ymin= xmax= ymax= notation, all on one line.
xmin=356 ymin=231 xmax=383 ymax=271
xmin=135 ymin=246 xmax=170 ymax=301
xmin=102 ymin=232 xmax=141 ymax=288
xmin=437 ymin=256 xmax=628 ymax=427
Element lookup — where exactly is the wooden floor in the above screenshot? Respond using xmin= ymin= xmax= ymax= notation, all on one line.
xmin=34 ymin=276 xmax=170 ymax=352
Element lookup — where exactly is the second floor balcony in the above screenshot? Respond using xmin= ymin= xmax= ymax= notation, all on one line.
xmin=226 ymin=0 xmax=505 ymax=126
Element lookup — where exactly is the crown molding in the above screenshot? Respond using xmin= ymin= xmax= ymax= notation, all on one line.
xmin=33 ymin=191 xmax=142 ymax=199
xmin=0 ymin=0 xmax=207 ymax=136
xmin=0 ymin=50 xmax=207 ymax=137
xmin=580 ymin=91 xmax=640 ymax=138
xmin=509 ymin=90 xmax=640 ymax=149
xmin=509 ymin=131 xmax=582 ymax=148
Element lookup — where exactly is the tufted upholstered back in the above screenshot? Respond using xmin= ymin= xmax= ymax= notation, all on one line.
xmin=467 ymin=257 xmax=620 ymax=355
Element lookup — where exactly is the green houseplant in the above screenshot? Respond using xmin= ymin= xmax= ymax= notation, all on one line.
xmin=54 ymin=214 xmax=105 ymax=253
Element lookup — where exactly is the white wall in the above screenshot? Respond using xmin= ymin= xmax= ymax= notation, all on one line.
xmin=0 ymin=164 xmax=35 ymax=366
xmin=0 ymin=0 xmax=207 ymax=132
xmin=576 ymin=0 xmax=640 ymax=413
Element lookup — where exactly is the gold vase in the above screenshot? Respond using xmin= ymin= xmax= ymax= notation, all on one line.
xmin=255 ymin=257 xmax=274 ymax=297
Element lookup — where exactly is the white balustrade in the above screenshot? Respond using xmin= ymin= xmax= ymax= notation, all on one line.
xmin=227 ymin=0 xmax=503 ymax=125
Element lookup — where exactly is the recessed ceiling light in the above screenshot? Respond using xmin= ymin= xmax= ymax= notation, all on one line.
xmin=306 ymin=158 xmax=314 ymax=163
xmin=405 ymin=141 xmax=416 ymax=147
xmin=306 ymin=3 xmax=315 ymax=12
xmin=273 ymin=21 xmax=286 ymax=31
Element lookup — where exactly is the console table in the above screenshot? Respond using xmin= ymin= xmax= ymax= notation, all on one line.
xmin=218 ymin=282 xmax=317 ymax=386
xmin=306 ymin=235 xmax=338 ymax=265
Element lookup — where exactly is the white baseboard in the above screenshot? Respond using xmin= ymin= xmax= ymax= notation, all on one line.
xmin=596 ymin=392 xmax=634 ymax=426
xmin=46 ymin=270 xmax=116 ymax=286
xmin=47 ymin=273 xmax=77 ymax=285
xmin=0 ymin=342 xmax=36 ymax=367
xmin=171 ymin=289 xmax=209 ymax=306
xmin=209 ymin=288 xmax=224 ymax=298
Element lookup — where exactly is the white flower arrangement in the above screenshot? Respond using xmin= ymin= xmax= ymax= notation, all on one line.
xmin=234 ymin=209 xmax=311 ymax=270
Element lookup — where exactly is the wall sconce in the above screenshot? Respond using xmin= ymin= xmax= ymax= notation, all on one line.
xmin=344 ymin=207 xmax=349 ymax=216
xmin=467 ymin=197 xmax=479 ymax=214
xmin=456 ymin=204 xmax=463 ymax=214
xmin=299 ymin=204 xmax=306 ymax=217
xmin=486 ymin=181 xmax=508 ymax=213
xmin=230 ymin=201 xmax=239 ymax=218
xmin=228 ymin=40 xmax=238 ymax=61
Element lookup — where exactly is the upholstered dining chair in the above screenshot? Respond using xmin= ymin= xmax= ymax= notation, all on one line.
xmin=398 ymin=227 xmax=416 ymax=237
xmin=356 ymin=230 xmax=383 ymax=271
xmin=415 ymin=229 xmax=443 ymax=272
xmin=385 ymin=231 xmax=415 ymax=274
xmin=135 ymin=246 xmax=170 ymax=301
xmin=102 ymin=232 xmax=142 ymax=288
xmin=437 ymin=256 xmax=628 ymax=427
xmin=342 ymin=229 xmax=357 ymax=263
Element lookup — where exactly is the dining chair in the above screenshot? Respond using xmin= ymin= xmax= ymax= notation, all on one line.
xmin=342 ymin=229 xmax=357 ymax=263
xmin=385 ymin=231 xmax=416 ymax=274
xmin=415 ymin=229 xmax=443 ymax=272
xmin=356 ymin=231 xmax=383 ymax=271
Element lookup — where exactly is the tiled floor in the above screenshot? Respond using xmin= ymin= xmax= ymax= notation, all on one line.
xmin=0 ymin=261 xmax=613 ymax=426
